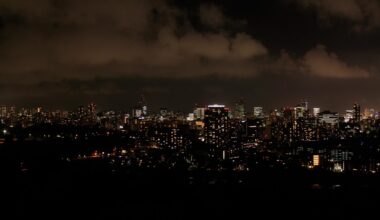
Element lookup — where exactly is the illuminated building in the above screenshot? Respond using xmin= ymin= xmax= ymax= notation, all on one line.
xmin=313 ymin=155 xmax=320 ymax=166
xmin=253 ymin=107 xmax=264 ymax=118
xmin=294 ymin=106 xmax=306 ymax=119
xmin=344 ymin=110 xmax=354 ymax=123
xmin=318 ymin=111 xmax=339 ymax=125
xmin=363 ymin=108 xmax=375 ymax=119
xmin=294 ymin=117 xmax=317 ymax=141
xmin=242 ymin=118 xmax=265 ymax=144
xmin=204 ymin=105 xmax=230 ymax=158
xmin=0 ymin=106 xmax=6 ymax=117
xmin=313 ymin=107 xmax=320 ymax=117
xmin=140 ymin=95 xmax=148 ymax=116
xmin=353 ymin=103 xmax=361 ymax=123
xmin=193 ymin=107 xmax=205 ymax=120
xmin=149 ymin=121 xmax=185 ymax=150
xmin=187 ymin=113 xmax=195 ymax=121
xmin=330 ymin=149 xmax=353 ymax=172
xmin=132 ymin=95 xmax=147 ymax=118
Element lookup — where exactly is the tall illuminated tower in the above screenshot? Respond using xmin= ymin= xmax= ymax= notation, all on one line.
xmin=204 ymin=104 xmax=230 ymax=149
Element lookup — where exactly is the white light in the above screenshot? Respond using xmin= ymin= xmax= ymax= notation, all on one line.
xmin=208 ymin=104 xmax=225 ymax=108
xmin=3 ymin=129 xmax=6 ymax=134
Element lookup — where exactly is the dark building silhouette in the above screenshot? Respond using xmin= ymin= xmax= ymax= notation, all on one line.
xmin=353 ymin=103 xmax=361 ymax=123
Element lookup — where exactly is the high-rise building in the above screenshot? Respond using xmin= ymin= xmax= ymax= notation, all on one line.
xmin=0 ymin=106 xmax=7 ymax=117
xmin=313 ymin=107 xmax=320 ymax=117
xmin=294 ymin=100 xmax=309 ymax=119
xmin=253 ymin=107 xmax=264 ymax=118
xmin=233 ymin=99 xmax=245 ymax=119
xmin=149 ymin=121 xmax=185 ymax=150
xmin=204 ymin=104 xmax=230 ymax=149
xmin=193 ymin=107 xmax=206 ymax=120
xmin=300 ymin=100 xmax=309 ymax=111
xmin=353 ymin=103 xmax=361 ymax=123
xmin=294 ymin=106 xmax=306 ymax=119
xmin=139 ymin=95 xmax=148 ymax=116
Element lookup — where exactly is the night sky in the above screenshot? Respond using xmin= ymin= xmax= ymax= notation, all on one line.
xmin=1 ymin=0 xmax=380 ymax=112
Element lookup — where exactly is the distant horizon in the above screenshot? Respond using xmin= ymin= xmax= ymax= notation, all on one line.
xmin=0 ymin=100 xmax=375 ymax=116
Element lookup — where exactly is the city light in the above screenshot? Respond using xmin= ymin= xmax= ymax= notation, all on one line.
xmin=0 ymin=101 xmax=377 ymax=177
xmin=207 ymin=104 xmax=225 ymax=108
xmin=313 ymin=155 xmax=320 ymax=167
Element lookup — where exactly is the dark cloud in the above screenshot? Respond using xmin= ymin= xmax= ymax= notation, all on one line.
xmin=199 ymin=3 xmax=226 ymax=28
xmin=296 ymin=0 xmax=380 ymax=32
xmin=0 ymin=0 xmax=269 ymax=81
xmin=0 ymin=0 xmax=378 ymax=110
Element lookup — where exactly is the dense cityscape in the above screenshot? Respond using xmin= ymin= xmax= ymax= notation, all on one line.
xmin=3 ymin=98 xmax=380 ymax=218
xmin=2 ymin=97 xmax=380 ymax=175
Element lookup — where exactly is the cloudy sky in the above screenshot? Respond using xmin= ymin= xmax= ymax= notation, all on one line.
xmin=0 ymin=0 xmax=380 ymax=112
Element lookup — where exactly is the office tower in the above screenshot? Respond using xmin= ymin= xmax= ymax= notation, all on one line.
xmin=204 ymin=104 xmax=230 ymax=149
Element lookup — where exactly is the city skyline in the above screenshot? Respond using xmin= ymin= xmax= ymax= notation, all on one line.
xmin=1 ymin=1 xmax=380 ymax=111
xmin=0 ymin=99 xmax=375 ymax=116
